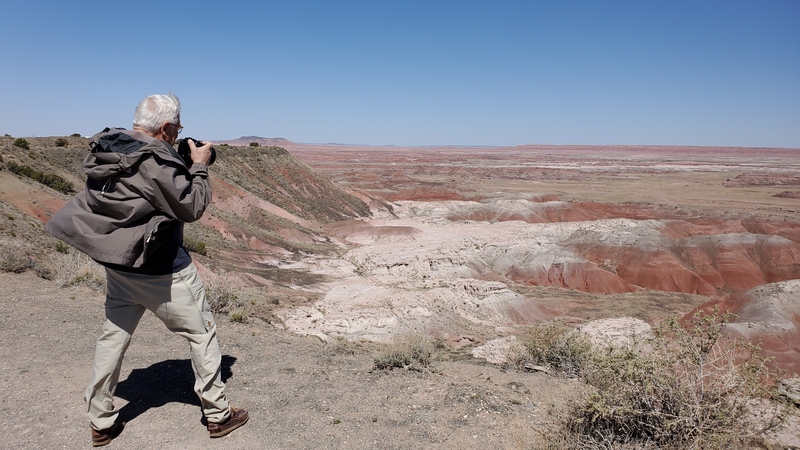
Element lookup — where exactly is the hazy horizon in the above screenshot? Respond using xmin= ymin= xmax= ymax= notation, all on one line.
xmin=7 ymin=132 xmax=800 ymax=151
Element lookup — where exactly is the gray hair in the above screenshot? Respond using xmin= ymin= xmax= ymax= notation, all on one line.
xmin=133 ymin=93 xmax=181 ymax=133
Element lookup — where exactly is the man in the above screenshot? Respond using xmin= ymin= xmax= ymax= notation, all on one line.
xmin=45 ymin=93 xmax=248 ymax=446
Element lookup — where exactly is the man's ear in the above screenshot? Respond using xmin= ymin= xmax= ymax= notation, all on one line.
xmin=157 ymin=122 xmax=171 ymax=141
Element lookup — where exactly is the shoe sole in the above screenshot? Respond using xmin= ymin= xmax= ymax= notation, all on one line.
xmin=209 ymin=415 xmax=249 ymax=438
xmin=91 ymin=422 xmax=123 ymax=446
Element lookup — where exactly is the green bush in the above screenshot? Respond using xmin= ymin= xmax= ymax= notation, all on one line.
xmin=70 ymin=133 xmax=81 ymax=138
xmin=6 ymin=161 xmax=75 ymax=194
xmin=183 ymin=237 xmax=207 ymax=256
xmin=249 ymin=142 xmax=259 ymax=147
xmin=13 ymin=138 xmax=29 ymax=150
xmin=54 ymin=138 xmax=68 ymax=147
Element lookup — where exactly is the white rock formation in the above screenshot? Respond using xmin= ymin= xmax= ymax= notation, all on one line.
xmin=471 ymin=336 xmax=519 ymax=365
xmin=577 ymin=317 xmax=652 ymax=348
xmin=274 ymin=199 xmax=793 ymax=345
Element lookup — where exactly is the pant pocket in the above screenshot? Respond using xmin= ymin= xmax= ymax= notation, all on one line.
xmin=200 ymin=307 xmax=216 ymax=332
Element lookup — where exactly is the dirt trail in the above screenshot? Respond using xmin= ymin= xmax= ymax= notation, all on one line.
xmin=1 ymin=272 xmax=581 ymax=449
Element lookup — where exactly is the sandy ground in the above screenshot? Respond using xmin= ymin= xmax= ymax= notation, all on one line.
xmin=1 ymin=272 xmax=585 ymax=450
xmin=5 ymin=271 xmax=797 ymax=450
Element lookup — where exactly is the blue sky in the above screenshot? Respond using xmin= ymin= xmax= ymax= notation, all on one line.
xmin=1 ymin=1 xmax=798 ymax=147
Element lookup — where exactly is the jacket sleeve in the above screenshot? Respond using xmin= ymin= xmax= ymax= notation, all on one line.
xmin=137 ymin=156 xmax=212 ymax=223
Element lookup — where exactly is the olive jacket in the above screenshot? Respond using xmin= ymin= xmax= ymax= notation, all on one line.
xmin=45 ymin=128 xmax=211 ymax=268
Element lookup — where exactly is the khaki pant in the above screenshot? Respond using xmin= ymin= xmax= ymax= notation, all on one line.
xmin=86 ymin=263 xmax=230 ymax=430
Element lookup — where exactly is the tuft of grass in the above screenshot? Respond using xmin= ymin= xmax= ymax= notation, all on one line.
xmin=183 ymin=237 xmax=207 ymax=256
xmin=55 ymin=241 xmax=70 ymax=254
xmin=373 ymin=335 xmax=439 ymax=372
xmin=228 ymin=309 xmax=249 ymax=323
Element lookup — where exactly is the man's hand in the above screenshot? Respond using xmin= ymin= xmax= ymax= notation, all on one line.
xmin=188 ymin=139 xmax=214 ymax=165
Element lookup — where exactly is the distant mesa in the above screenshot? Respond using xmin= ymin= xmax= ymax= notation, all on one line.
xmin=774 ymin=190 xmax=800 ymax=199
xmin=216 ymin=136 xmax=295 ymax=147
xmin=724 ymin=173 xmax=800 ymax=187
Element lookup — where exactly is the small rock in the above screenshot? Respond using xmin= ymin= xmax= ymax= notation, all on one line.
xmin=472 ymin=336 xmax=518 ymax=365
xmin=577 ymin=317 xmax=651 ymax=349
xmin=506 ymin=381 xmax=530 ymax=394
xmin=522 ymin=363 xmax=550 ymax=374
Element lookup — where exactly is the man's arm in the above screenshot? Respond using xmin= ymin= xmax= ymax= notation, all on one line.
xmin=139 ymin=156 xmax=212 ymax=223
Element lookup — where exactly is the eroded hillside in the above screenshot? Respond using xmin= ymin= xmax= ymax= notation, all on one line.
xmin=0 ymin=136 xmax=370 ymax=269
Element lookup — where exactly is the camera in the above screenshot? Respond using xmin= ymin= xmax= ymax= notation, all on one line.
xmin=177 ymin=137 xmax=216 ymax=166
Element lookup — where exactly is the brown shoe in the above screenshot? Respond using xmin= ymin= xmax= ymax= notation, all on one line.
xmin=91 ymin=421 xmax=124 ymax=447
xmin=207 ymin=406 xmax=249 ymax=438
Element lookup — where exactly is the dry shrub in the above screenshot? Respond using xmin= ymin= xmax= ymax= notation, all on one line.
xmin=0 ymin=238 xmax=34 ymax=273
xmin=205 ymin=273 xmax=243 ymax=315
xmin=373 ymin=334 xmax=439 ymax=372
xmin=52 ymin=251 xmax=106 ymax=290
xmin=0 ymin=238 xmax=59 ymax=280
xmin=511 ymin=321 xmax=593 ymax=378
xmin=537 ymin=309 xmax=788 ymax=449
xmin=34 ymin=264 xmax=55 ymax=280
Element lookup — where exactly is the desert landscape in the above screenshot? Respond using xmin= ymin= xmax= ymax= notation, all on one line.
xmin=1 ymin=135 xmax=799 ymax=448
xmin=226 ymin=139 xmax=800 ymax=372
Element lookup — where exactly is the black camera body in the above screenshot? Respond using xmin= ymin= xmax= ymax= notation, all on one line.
xmin=177 ymin=137 xmax=216 ymax=166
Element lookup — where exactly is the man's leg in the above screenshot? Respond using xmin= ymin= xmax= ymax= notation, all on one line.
xmin=148 ymin=263 xmax=230 ymax=423
xmin=86 ymin=268 xmax=147 ymax=431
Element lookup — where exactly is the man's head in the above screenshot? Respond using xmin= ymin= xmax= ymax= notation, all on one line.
xmin=133 ymin=93 xmax=182 ymax=145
